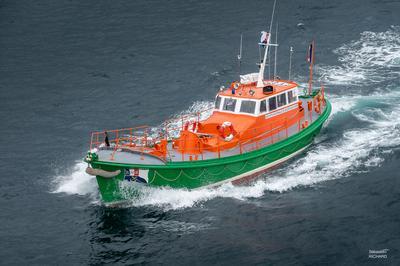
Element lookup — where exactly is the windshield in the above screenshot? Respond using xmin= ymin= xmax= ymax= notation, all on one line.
xmin=222 ymin=98 xmax=237 ymax=112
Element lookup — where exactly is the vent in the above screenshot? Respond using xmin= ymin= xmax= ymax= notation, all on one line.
xmin=263 ymin=85 xmax=274 ymax=94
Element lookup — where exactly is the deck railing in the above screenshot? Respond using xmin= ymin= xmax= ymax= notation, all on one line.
xmin=89 ymin=90 xmax=325 ymax=162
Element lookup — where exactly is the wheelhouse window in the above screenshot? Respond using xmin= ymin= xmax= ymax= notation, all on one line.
xmin=269 ymin=97 xmax=277 ymax=111
xmin=240 ymin=100 xmax=256 ymax=114
xmin=287 ymin=90 xmax=297 ymax=103
xmin=222 ymin=98 xmax=237 ymax=112
xmin=215 ymin=96 xmax=222 ymax=109
xmin=260 ymin=100 xmax=267 ymax=113
xmin=277 ymin=93 xmax=287 ymax=107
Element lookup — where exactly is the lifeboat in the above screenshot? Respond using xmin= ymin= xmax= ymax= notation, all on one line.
xmin=84 ymin=11 xmax=331 ymax=205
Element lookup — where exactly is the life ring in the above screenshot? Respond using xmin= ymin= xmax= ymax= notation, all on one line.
xmin=219 ymin=121 xmax=236 ymax=141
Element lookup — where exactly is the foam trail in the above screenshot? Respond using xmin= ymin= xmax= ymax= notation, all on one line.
xmin=259 ymin=88 xmax=400 ymax=192
xmin=329 ymin=94 xmax=358 ymax=116
xmin=319 ymin=25 xmax=400 ymax=85
xmin=128 ymin=181 xmax=269 ymax=210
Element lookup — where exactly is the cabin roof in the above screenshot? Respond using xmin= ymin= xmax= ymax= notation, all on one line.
xmin=218 ymin=79 xmax=298 ymax=100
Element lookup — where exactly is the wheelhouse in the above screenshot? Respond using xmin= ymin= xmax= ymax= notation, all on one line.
xmin=214 ymin=83 xmax=299 ymax=117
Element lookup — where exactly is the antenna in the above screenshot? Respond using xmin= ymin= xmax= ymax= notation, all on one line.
xmin=288 ymin=46 xmax=293 ymax=80
xmin=257 ymin=0 xmax=277 ymax=87
xmin=273 ymin=22 xmax=278 ymax=80
xmin=237 ymin=33 xmax=243 ymax=81
xmin=308 ymin=40 xmax=315 ymax=95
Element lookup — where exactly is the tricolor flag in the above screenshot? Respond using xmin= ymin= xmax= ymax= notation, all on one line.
xmin=307 ymin=41 xmax=314 ymax=63
xmin=260 ymin=31 xmax=270 ymax=44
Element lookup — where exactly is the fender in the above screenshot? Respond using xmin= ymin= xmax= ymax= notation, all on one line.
xmin=86 ymin=167 xmax=121 ymax=178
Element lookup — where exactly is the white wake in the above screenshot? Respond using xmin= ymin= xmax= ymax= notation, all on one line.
xmin=52 ymin=161 xmax=98 ymax=198
xmin=319 ymin=25 xmax=400 ymax=85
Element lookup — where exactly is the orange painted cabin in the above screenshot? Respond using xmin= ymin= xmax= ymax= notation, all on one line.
xmin=172 ymin=78 xmax=305 ymax=155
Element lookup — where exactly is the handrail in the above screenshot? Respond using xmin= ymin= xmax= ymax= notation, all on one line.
xmin=110 ymin=138 xmax=120 ymax=161
xmin=238 ymin=109 xmax=303 ymax=146
xmin=91 ymin=125 xmax=149 ymax=135
xmin=90 ymin=106 xmax=302 ymax=151
xmin=163 ymin=107 xmax=214 ymax=125
xmin=89 ymin=93 xmax=324 ymax=161
xmin=89 ymin=106 xmax=214 ymax=150
xmin=239 ymin=123 xmax=284 ymax=147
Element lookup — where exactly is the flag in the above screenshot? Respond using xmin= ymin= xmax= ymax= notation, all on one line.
xmin=307 ymin=41 xmax=314 ymax=63
xmin=260 ymin=31 xmax=270 ymax=44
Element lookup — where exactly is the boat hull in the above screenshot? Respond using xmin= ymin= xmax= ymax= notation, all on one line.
xmin=90 ymin=100 xmax=331 ymax=203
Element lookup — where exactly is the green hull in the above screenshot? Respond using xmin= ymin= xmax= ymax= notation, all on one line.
xmin=90 ymin=100 xmax=331 ymax=203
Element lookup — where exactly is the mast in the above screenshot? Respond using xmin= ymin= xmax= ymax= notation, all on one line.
xmin=257 ymin=0 xmax=277 ymax=88
xmin=288 ymin=46 xmax=293 ymax=80
xmin=237 ymin=33 xmax=243 ymax=81
xmin=268 ymin=44 xmax=271 ymax=79
xmin=273 ymin=22 xmax=278 ymax=80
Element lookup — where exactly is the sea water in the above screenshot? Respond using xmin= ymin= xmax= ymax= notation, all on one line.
xmin=1 ymin=0 xmax=400 ymax=264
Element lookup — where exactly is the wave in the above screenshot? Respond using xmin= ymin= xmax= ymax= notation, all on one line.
xmin=264 ymin=92 xmax=400 ymax=192
xmin=51 ymin=161 xmax=98 ymax=199
xmin=318 ymin=25 xmax=400 ymax=86
xmin=160 ymin=101 xmax=214 ymax=139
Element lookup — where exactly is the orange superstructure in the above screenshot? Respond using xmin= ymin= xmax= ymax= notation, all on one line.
xmin=173 ymin=78 xmax=304 ymax=155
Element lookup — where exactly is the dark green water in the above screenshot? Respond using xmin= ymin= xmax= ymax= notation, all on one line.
xmin=1 ymin=0 xmax=400 ymax=265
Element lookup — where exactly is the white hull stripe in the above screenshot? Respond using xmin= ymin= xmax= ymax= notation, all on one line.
xmin=196 ymin=144 xmax=310 ymax=190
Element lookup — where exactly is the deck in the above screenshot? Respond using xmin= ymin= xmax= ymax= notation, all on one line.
xmin=93 ymin=97 xmax=323 ymax=165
